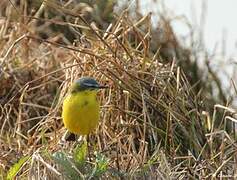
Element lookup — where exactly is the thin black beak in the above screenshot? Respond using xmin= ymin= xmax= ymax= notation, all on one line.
xmin=97 ymin=85 xmax=108 ymax=89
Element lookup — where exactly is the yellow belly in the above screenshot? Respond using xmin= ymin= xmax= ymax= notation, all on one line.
xmin=62 ymin=91 xmax=100 ymax=135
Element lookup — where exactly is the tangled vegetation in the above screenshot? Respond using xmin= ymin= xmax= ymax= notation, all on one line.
xmin=0 ymin=0 xmax=236 ymax=179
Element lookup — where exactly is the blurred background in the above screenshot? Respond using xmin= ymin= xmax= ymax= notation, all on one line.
xmin=118 ymin=0 xmax=237 ymax=106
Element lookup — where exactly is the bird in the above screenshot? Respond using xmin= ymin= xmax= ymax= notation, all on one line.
xmin=62 ymin=77 xmax=107 ymax=136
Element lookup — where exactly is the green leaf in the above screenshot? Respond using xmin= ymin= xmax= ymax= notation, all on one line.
xmin=73 ymin=141 xmax=88 ymax=165
xmin=7 ymin=156 xmax=29 ymax=180
xmin=92 ymin=152 xmax=109 ymax=177
xmin=52 ymin=151 xmax=81 ymax=180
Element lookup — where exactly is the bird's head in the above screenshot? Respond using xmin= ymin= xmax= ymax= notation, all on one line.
xmin=70 ymin=77 xmax=107 ymax=93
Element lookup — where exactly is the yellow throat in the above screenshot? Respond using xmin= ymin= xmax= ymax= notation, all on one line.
xmin=62 ymin=89 xmax=100 ymax=135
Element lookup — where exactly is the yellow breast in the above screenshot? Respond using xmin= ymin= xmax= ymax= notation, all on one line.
xmin=62 ymin=90 xmax=100 ymax=135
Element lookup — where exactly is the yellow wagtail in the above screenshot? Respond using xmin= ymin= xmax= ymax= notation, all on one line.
xmin=62 ymin=77 xmax=107 ymax=135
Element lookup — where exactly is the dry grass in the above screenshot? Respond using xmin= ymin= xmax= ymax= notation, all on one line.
xmin=0 ymin=0 xmax=237 ymax=179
